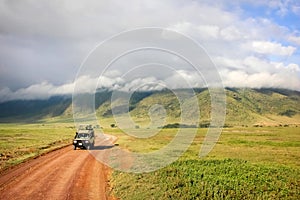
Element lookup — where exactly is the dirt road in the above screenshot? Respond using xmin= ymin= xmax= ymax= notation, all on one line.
xmin=0 ymin=135 xmax=117 ymax=200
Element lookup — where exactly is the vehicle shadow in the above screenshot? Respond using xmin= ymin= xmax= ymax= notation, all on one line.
xmin=91 ymin=145 xmax=116 ymax=150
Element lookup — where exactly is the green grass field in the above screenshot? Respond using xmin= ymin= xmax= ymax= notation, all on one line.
xmin=112 ymin=159 xmax=299 ymax=199
xmin=103 ymin=127 xmax=300 ymax=167
xmin=0 ymin=123 xmax=75 ymax=171
xmin=0 ymin=122 xmax=299 ymax=199
xmin=107 ymin=126 xmax=300 ymax=199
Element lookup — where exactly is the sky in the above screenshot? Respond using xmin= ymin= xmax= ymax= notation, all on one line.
xmin=0 ymin=0 xmax=300 ymax=102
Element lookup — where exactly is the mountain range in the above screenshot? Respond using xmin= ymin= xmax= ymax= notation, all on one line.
xmin=0 ymin=88 xmax=299 ymax=127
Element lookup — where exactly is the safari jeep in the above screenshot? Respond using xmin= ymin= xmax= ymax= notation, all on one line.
xmin=73 ymin=125 xmax=95 ymax=150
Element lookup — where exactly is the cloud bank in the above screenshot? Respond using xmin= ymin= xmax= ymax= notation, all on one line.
xmin=0 ymin=0 xmax=299 ymax=102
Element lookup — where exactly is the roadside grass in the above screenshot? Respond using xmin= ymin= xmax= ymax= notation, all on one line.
xmin=0 ymin=123 xmax=75 ymax=171
xmin=104 ymin=126 xmax=300 ymax=167
xmin=205 ymin=127 xmax=300 ymax=167
xmin=109 ymin=126 xmax=300 ymax=199
xmin=112 ymin=159 xmax=300 ymax=199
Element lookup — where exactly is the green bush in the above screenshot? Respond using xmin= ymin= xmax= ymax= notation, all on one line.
xmin=279 ymin=109 xmax=297 ymax=117
xmin=161 ymin=123 xmax=197 ymax=129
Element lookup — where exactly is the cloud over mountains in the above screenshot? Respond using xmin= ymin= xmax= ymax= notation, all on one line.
xmin=0 ymin=0 xmax=299 ymax=102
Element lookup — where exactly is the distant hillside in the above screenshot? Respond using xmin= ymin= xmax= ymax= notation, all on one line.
xmin=95 ymin=88 xmax=300 ymax=127
xmin=0 ymin=96 xmax=71 ymax=122
xmin=221 ymin=88 xmax=300 ymax=126
xmin=0 ymin=88 xmax=299 ymax=126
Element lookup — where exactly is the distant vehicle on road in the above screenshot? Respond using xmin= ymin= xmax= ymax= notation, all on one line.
xmin=73 ymin=125 xmax=95 ymax=150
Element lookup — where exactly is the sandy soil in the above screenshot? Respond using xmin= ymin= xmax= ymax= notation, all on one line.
xmin=0 ymin=135 xmax=117 ymax=200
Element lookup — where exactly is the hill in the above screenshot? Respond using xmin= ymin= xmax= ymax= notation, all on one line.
xmin=0 ymin=96 xmax=71 ymax=122
xmin=0 ymin=88 xmax=299 ymax=127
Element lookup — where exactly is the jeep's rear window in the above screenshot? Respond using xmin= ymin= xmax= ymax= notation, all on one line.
xmin=76 ymin=133 xmax=89 ymax=138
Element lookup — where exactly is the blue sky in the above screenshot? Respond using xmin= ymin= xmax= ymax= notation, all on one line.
xmin=223 ymin=1 xmax=300 ymax=62
xmin=0 ymin=0 xmax=299 ymax=102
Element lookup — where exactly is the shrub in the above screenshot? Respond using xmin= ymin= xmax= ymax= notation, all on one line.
xmin=279 ymin=109 xmax=296 ymax=117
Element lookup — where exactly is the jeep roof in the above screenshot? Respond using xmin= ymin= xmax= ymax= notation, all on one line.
xmin=77 ymin=129 xmax=91 ymax=134
xmin=78 ymin=124 xmax=93 ymax=131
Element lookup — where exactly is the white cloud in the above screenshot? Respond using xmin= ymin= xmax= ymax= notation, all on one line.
xmin=0 ymin=0 xmax=299 ymax=103
xmin=292 ymin=5 xmax=300 ymax=15
xmin=221 ymin=70 xmax=300 ymax=90
xmin=251 ymin=41 xmax=296 ymax=56
xmin=243 ymin=56 xmax=273 ymax=72
xmin=2 ymin=59 xmax=299 ymax=103
xmin=214 ymin=57 xmax=244 ymax=70
xmin=239 ymin=0 xmax=300 ymax=17
xmin=0 ymin=69 xmax=205 ymax=102
xmin=169 ymin=22 xmax=220 ymax=40
xmin=216 ymin=54 xmax=300 ymax=90
xmin=215 ymin=56 xmax=277 ymax=73
xmin=122 ymin=77 xmax=165 ymax=91
xmin=285 ymin=63 xmax=300 ymax=71
xmin=0 ymin=82 xmax=64 ymax=102
xmin=220 ymin=26 xmax=243 ymax=41
xmin=197 ymin=25 xmax=220 ymax=39
xmin=288 ymin=35 xmax=300 ymax=46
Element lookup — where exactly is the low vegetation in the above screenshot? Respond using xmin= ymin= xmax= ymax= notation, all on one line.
xmin=0 ymin=123 xmax=75 ymax=171
xmin=279 ymin=109 xmax=297 ymax=117
xmin=112 ymin=159 xmax=299 ymax=199
xmin=109 ymin=127 xmax=300 ymax=199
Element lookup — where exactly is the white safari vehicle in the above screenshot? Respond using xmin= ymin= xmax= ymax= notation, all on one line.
xmin=73 ymin=125 xmax=95 ymax=150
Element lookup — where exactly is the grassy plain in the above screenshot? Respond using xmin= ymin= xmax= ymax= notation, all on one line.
xmin=0 ymin=121 xmax=299 ymax=199
xmin=0 ymin=122 xmax=75 ymax=171
xmin=104 ymin=126 xmax=300 ymax=167
xmin=108 ymin=126 xmax=300 ymax=199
